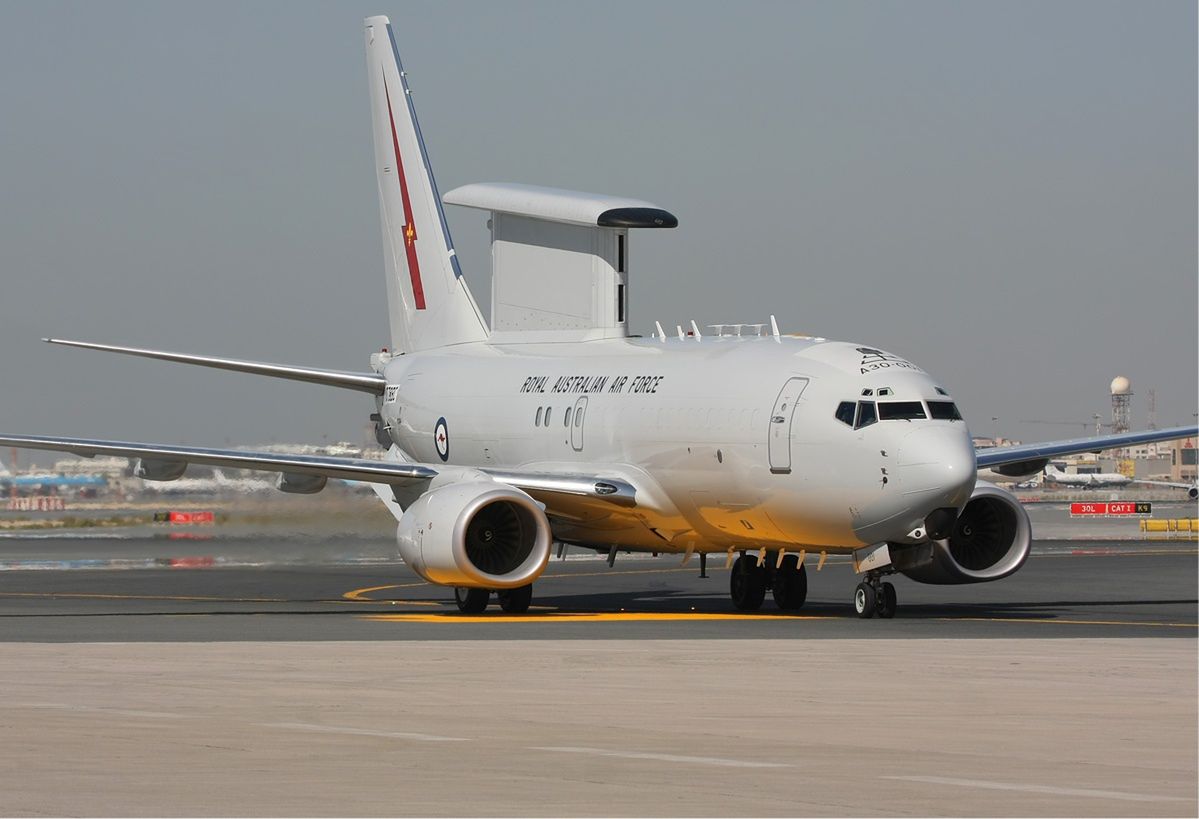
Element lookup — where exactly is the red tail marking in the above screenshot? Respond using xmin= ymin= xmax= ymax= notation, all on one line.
xmin=383 ymin=77 xmax=426 ymax=310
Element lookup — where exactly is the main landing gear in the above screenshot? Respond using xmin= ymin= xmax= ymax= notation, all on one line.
xmin=453 ymin=583 xmax=534 ymax=614
xmin=729 ymin=553 xmax=808 ymax=612
xmin=853 ymin=572 xmax=897 ymax=619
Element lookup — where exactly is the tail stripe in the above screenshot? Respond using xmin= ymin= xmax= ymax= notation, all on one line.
xmin=382 ymin=75 xmax=427 ymax=310
xmin=385 ymin=25 xmax=462 ymax=278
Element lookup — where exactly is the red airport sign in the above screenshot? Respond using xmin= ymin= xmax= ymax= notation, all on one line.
xmin=1070 ymin=501 xmax=1152 ymax=517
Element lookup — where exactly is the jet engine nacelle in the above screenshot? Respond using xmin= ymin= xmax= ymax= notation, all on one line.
xmin=894 ymin=482 xmax=1031 ymax=585
xmin=396 ymin=480 xmax=552 ymax=589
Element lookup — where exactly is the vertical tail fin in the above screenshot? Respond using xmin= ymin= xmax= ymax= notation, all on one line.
xmin=365 ymin=16 xmax=488 ymax=353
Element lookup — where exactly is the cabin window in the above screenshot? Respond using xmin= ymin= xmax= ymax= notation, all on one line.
xmin=927 ymin=400 xmax=962 ymax=420
xmin=855 ymin=401 xmax=877 ymax=429
xmin=878 ymin=401 xmax=927 ymax=421
xmin=535 ymin=407 xmax=543 ymax=426
xmin=564 ymin=407 xmax=572 ymax=427
xmin=835 ymin=401 xmax=856 ymax=427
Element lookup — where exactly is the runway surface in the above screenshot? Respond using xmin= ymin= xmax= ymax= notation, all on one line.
xmin=0 ymin=533 xmax=1194 ymax=815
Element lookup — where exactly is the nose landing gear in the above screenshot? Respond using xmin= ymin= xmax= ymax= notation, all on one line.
xmin=853 ymin=572 xmax=897 ymax=619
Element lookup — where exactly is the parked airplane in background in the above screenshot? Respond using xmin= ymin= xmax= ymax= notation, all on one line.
xmin=137 ymin=469 xmax=273 ymax=496
xmin=1 ymin=16 xmax=1195 ymax=619
xmin=0 ymin=469 xmax=107 ymax=492
xmin=1043 ymin=464 xmax=1132 ymax=489
xmin=1043 ymin=464 xmax=1199 ymax=498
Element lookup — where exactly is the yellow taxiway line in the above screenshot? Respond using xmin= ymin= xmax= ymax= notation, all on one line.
xmin=363 ymin=611 xmax=831 ymax=623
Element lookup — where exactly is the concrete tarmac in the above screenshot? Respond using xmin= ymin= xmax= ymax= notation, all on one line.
xmin=0 ymin=639 xmax=1193 ymax=816
xmin=0 ymin=535 xmax=1194 ymax=815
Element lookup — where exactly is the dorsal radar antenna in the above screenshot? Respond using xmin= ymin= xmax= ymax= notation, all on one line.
xmin=770 ymin=314 xmax=780 ymax=340
xmin=676 ymin=325 xmax=685 ymax=340
xmin=689 ymin=320 xmax=702 ymax=340
xmin=654 ymin=321 xmax=667 ymax=342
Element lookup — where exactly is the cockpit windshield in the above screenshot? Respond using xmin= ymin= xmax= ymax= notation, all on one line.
xmin=877 ymin=401 xmax=927 ymax=421
xmin=834 ymin=398 xmax=962 ymax=427
xmin=927 ymin=400 xmax=962 ymax=420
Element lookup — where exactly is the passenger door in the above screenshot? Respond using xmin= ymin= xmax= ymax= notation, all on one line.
xmin=768 ymin=377 xmax=808 ymax=474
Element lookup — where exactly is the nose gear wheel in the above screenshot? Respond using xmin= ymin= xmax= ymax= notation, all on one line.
xmin=854 ymin=573 xmax=898 ymax=618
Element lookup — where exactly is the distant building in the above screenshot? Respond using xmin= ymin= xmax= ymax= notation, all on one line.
xmin=1168 ymin=436 xmax=1197 ymax=483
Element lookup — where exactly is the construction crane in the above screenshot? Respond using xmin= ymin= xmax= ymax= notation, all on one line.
xmin=1019 ymin=416 xmax=1113 ymax=436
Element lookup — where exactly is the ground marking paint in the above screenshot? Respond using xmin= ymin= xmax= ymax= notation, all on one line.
xmin=532 ymin=745 xmax=789 ymax=769
xmin=12 ymin=703 xmax=198 ymax=720
xmin=944 ymin=617 xmax=1196 ymax=629
xmin=263 ymin=721 xmax=466 ymax=742
xmin=884 ymin=775 xmax=1189 ymax=803
xmin=363 ymin=611 xmax=828 ymax=624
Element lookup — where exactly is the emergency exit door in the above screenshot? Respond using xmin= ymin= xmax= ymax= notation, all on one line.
xmin=768 ymin=377 xmax=808 ymax=474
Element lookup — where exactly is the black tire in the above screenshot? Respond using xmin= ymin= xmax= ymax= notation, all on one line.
xmin=771 ymin=555 xmax=808 ymax=610
xmin=454 ymin=586 xmax=489 ymax=614
xmin=497 ymin=583 xmax=533 ymax=614
xmin=853 ymin=582 xmax=876 ymax=619
xmin=730 ymin=555 xmax=767 ymax=611
xmin=879 ymin=582 xmax=897 ymax=619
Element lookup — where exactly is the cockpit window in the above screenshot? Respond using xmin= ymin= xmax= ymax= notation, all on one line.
xmin=928 ymin=400 xmax=962 ymax=420
xmin=835 ymin=401 xmax=856 ymax=427
xmin=855 ymin=401 xmax=877 ymax=429
xmin=878 ymin=401 xmax=927 ymax=420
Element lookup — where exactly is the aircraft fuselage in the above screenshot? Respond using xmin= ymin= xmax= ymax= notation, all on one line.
xmin=379 ymin=335 xmax=977 ymax=555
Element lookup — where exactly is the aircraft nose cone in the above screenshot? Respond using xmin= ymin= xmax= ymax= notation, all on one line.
xmin=897 ymin=427 xmax=977 ymax=508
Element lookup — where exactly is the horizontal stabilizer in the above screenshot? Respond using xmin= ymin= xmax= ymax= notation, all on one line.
xmin=45 ymin=339 xmax=385 ymax=395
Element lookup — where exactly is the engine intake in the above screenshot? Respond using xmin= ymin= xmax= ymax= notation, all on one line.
xmin=895 ymin=482 xmax=1031 ymax=585
xmin=396 ymin=480 xmax=552 ymax=589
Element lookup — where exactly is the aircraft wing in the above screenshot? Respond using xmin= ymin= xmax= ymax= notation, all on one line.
xmin=975 ymin=425 xmax=1197 ymax=470
xmin=43 ymin=338 xmax=386 ymax=395
xmin=0 ymin=434 xmax=636 ymax=507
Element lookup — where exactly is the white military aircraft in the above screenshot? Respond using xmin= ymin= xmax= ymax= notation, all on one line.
xmin=1042 ymin=464 xmax=1198 ymax=498
xmin=1043 ymin=464 xmax=1134 ymax=489
xmin=1 ymin=16 xmax=1195 ymax=618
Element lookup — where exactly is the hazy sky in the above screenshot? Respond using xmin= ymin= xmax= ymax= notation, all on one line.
xmin=1 ymin=1 xmax=1195 ymax=465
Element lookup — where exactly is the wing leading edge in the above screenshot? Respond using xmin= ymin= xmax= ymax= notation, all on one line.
xmin=975 ymin=425 xmax=1197 ymax=470
xmin=44 ymin=339 xmax=386 ymax=395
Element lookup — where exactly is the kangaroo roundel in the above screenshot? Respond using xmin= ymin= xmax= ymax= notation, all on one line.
xmin=434 ymin=417 xmax=450 ymax=462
